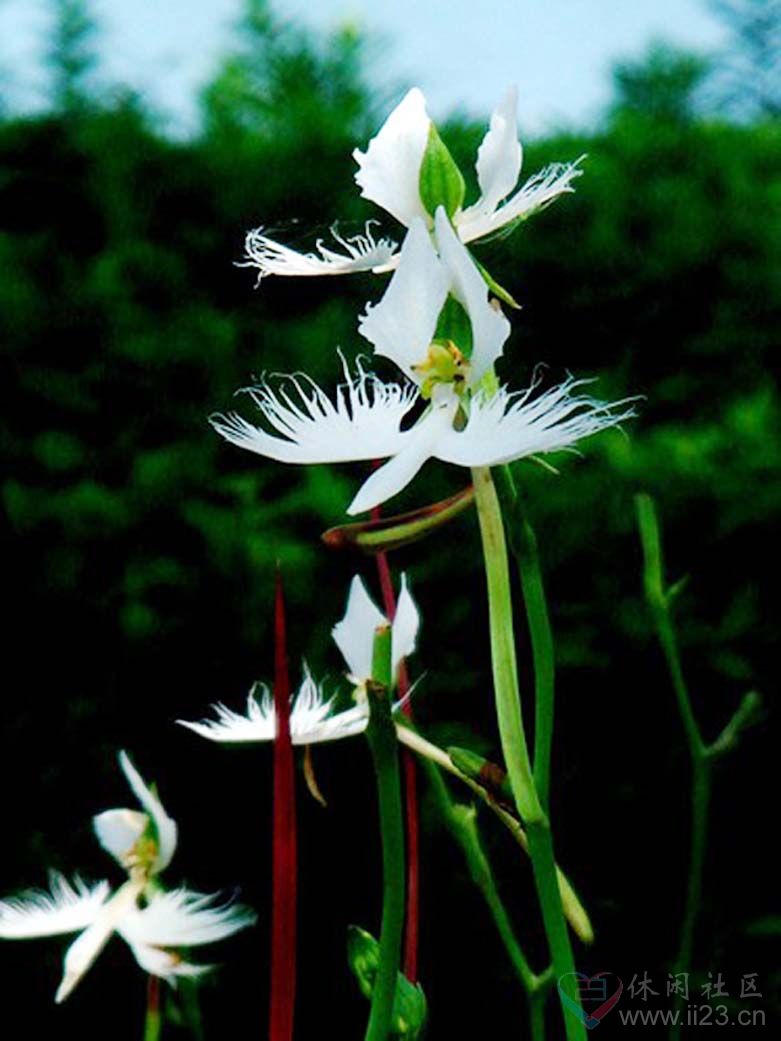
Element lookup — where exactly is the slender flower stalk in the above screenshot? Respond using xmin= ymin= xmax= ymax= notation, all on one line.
xmin=635 ymin=495 xmax=759 ymax=1039
xmin=364 ymin=625 xmax=406 ymax=1041
xmin=472 ymin=465 xmax=585 ymax=1041
xmin=636 ymin=495 xmax=709 ymax=1033
xmin=495 ymin=466 xmax=556 ymax=810
xmin=396 ymin=726 xmax=593 ymax=945
xmin=371 ymin=494 xmax=420 ymax=984
xmin=269 ymin=571 xmax=297 ymax=1041
xmin=144 ymin=974 xmax=162 ymax=1041
xmin=418 ymin=751 xmax=552 ymax=1041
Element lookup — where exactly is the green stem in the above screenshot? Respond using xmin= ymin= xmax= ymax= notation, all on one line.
xmin=471 ymin=467 xmax=540 ymax=824
xmin=144 ymin=975 xmax=161 ymax=1041
xmin=636 ymin=494 xmax=715 ymax=1041
xmin=497 ymin=465 xmax=556 ymax=811
xmin=530 ymin=989 xmax=548 ymax=1041
xmin=364 ymin=625 xmax=406 ymax=1041
xmin=472 ymin=466 xmax=585 ymax=1041
xmin=420 ymin=753 xmax=542 ymax=995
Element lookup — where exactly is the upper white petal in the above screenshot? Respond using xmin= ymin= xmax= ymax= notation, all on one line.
xmin=358 ymin=218 xmax=449 ymax=383
xmin=347 ymin=392 xmax=458 ymax=515
xmin=353 ymin=87 xmax=431 ymax=227
xmin=117 ymin=888 xmax=256 ymax=950
xmin=434 ymin=208 xmax=510 ymax=382
xmin=391 ymin=574 xmax=419 ymax=674
xmin=461 ymin=87 xmax=522 ymax=224
xmin=0 ymin=873 xmax=110 ymax=940
xmin=211 ymin=360 xmax=418 ymax=465
xmin=118 ymin=752 xmax=178 ymax=874
xmin=459 ymin=159 xmax=584 ymax=244
xmin=435 ymin=378 xmax=636 ymax=468
xmin=242 ymin=222 xmax=398 ymax=279
xmin=93 ymin=809 xmax=149 ymax=869
xmin=56 ymin=878 xmax=143 ymax=1003
xmin=332 ymin=575 xmax=386 ymax=682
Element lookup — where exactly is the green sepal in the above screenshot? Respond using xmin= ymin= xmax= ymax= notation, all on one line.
xmin=434 ymin=294 xmax=472 ymax=356
xmin=347 ymin=926 xmax=428 ymax=1038
xmin=474 ymin=258 xmax=522 ymax=310
xmin=419 ymin=124 xmax=465 ymax=220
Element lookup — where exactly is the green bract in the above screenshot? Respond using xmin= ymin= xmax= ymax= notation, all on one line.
xmin=347 ymin=926 xmax=428 ymax=1038
xmin=419 ymin=124 xmax=465 ymax=220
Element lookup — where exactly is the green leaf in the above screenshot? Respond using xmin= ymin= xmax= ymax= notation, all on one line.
xmin=347 ymin=926 xmax=428 ymax=1038
xmin=419 ymin=124 xmax=465 ymax=220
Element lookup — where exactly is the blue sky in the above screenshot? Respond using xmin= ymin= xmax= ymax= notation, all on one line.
xmin=1 ymin=0 xmax=729 ymax=133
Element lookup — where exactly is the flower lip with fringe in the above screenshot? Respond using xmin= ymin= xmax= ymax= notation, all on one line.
xmin=212 ymin=362 xmax=635 ymax=517
xmin=242 ymin=85 xmax=583 ymax=279
xmin=178 ymin=574 xmax=419 ymax=745
xmin=214 ymin=206 xmax=635 ymax=516
xmin=0 ymin=753 xmax=256 ymax=1002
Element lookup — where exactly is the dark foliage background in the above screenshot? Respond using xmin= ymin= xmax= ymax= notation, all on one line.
xmin=0 ymin=1 xmax=778 ymax=1037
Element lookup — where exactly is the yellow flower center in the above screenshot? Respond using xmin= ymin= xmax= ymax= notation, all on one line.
xmin=412 ymin=340 xmax=470 ymax=399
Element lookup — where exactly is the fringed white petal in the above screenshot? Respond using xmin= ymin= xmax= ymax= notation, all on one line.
xmin=435 ymin=378 xmax=636 ymax=468
xmin=178 ymin=671 xmax=369 ymax=745
xmin=117 ymin=888 xmax=256 ymax=950
xmin=358 ymin=218 xmax=449 ymax=382
xmin=459 ymin=159 xmax=585 ymax=243
xmin=353 ymin=87 xmax=431 ymax=227
xmin=56 ymin=877 xmax=144 ymax=1003
xmin=211 ymin=359 xmax=419 ymax=465
xmin=118 ymin=752 xmax=178 ymax=874
xmin=332 ymin=575 xmax=387 ymax=682
xmin=0 ymin=874 xmax=110 ymax=940
xmin=93 ymin=809 xmax=149 ymax=869
xmin=461 ymin=87 xmax=522 ymax=224
xmin=391 ymin=574 xmax=419 ymax=674
xmin=242 ymin=222 xmax=398 ymax=279
xmin=347 ymin=393 xmax=458 ymax=515
xmin=434 ymin=208 xmax=510 ymax=382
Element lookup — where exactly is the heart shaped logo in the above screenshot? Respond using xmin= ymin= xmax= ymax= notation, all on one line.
xmin=558 ymin=972 xmax=623 ymax=1029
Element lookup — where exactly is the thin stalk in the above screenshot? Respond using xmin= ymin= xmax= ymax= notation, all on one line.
xmin=420 ymin=752 xmax=553 ymax=1040
xmin=636 ymin=495 xmax=710 ymax=1040
xmin=396 ymin=726 xmax=593 ymax=945
xmin=144 ymin=975 xmax=161 ymax=1041
xmin=497 ymin=465 xmax=556 ymax=810
xmin=364 ymin=625 xmax=406 ymax=1041
xmin=269 ymin=571 xmax=297 ymax=1041
xmin=472 ymin=465 xmax=585 ymax=1041
xmin=529 ymin=990 xmax=548 ymax=1041
xmin=372 ymin=497 xmax=421 ymax=983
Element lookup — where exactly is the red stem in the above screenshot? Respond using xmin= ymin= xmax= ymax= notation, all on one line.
xmin=372 ymin=501 xmax=420 ymax=984
xmin=269 ymin=570 xmax=297 ymax=1041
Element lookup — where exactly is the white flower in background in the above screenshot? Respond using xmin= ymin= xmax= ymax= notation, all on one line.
xmin=178 ymin=575 xmax=419 ymax=745
xmin=243 ymin=85 xmax=582 ymax=279
xmin=213 ymin=206 xmax=633 ymax=515
xmin=0 ymin=752 xmax=255 ymax=1002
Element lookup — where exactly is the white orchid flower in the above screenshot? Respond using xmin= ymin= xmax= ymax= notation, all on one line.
xmin=0 ymin=753 xmax=255 ymax=1002
xmin=243 ymin=86 xmax=581 ymax=279
xmin=212 ymin=208 xmax=633 ymax=516
xmin=178 ymin=575 xmax=419 ymax=745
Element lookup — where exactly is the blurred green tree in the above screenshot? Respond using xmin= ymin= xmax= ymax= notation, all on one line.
xmin=48 ymin=0 xmax=99 ymax=113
